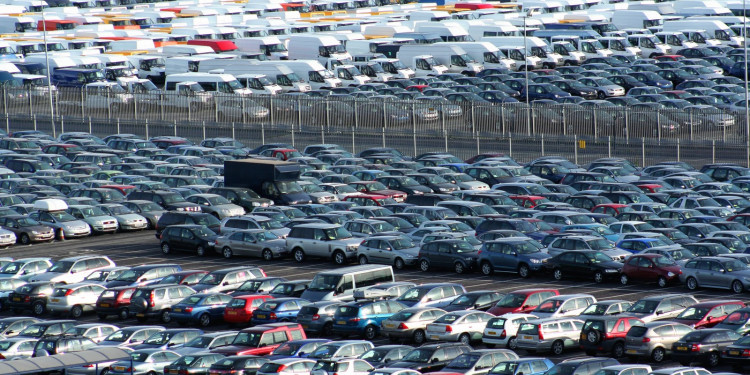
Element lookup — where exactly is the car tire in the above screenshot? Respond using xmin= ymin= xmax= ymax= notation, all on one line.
xmin=413 ymin=329 xmax=426 ymax=345
xmin=359 ymin=255 xmax=368 ymax=265
xmin=161 ymin=309 xmax=171 ymax=323
xmin=553 ymin=268 xmax=563 ymax=280
xmin=32 ymin=301 xmax=45 ymax=316
xmin=196 ymin=246 xmax=206 ymax=257
xmin=507 ymin=336 xmax=518 ymax=350
xmin=686 ymin=276 xmax=699 ymax=291
xmin=620 ymin=274 xmax=629 ymax=285
xmin=394 ymin=258 xmax=405 ymax=270
xmin=419 ymin=259 xmax=429 ymax=272
xmin=364 ymin=325 xmax=377 ymax=340
xmin=651 ymin=347 xmax=666 ymax=362
xmin=293 ymin=248 xmax=305 ymax=263
xmin=333 ymin=251 xmax=346 ymax=265
xmin=657 ymin=276 xmax=668 ymax=288
xmin=262 ymin=249 xmax=273 ymax=261
xmin=100 ymin=368 xmax=109 ymax=375
xmin=593 ymin=271 xmax=604 ymax=283
xmin=518 ymin=264 xmax=530 ymax=278
xmin=551 ymin=340 xmax=564 ymax=355
xmin=454 ymin=262 xmax=465 ymax=274
xmin=732 ymin=280 xmax=744 ymax=294
xmin=118 ymin=308 xmax=129 ymax=320
xmin=70 ymin=305 xmax=83 ymax=318
xmin=481 ymin=262 xmax=493 ymax=276
xmin=161 ymin=242 xmax=170 ymax=255
xmin=222 ymin=247 xmax=233 ymax=259
xmin=322 ymin=322 xmax=333 ymax=336
xmin=199 ymin=313 xmax=211 ymax=327
xmin=459 ymin=333 xmax=471 ymax=346
xmin=613 ymin=342 xmax=625 ymax=358
xmin=19 ymin=233 xmax=30 ymax=245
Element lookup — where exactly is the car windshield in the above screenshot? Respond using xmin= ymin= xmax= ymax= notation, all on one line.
xmin=496 ymin=293 xmax=527 ymax=308
xmin=232 ymin=332 xmax=261 ymax=346
xmin=535 ymin=299 xmax=563 ymax=313
xmin=113 ymin=269 xmax=145 ymax=282
xmin=448 ymin=354 xmax=480 ymax=369
xmin=172 ymin=355 xmax=201 ymax=366
xmin=399 ymin=288 xmax=428 ymax=302
xmin=139 ymin=202 xmax=163 ymax=211
xmin=48 ymin=261 xmax=73 ymax=273
xmin=724 ymin=259 xmax=748 ymax=271
xmin=144 ymin=332 xmax=174 ymax=345
xmin=104 ymin=330 xmax=133 ymax=342
xmin=722 ymin=310 xmax=750 ymax=325
xmin=272 ymin=342 xmax=304 ymax=356
xmin=180 ymin=295 xmax=204 ymax=305
xmin=450 ymin=295 xmax=479 ymax=306
xmin=489 ymin=362 xmax=519 ymax=375
xmin=403 ymin=348 xmax=433 ymax=363
xmin=16 ymin=217 xmax=40 ymax=226
xmin=677 ymin=307 xmax=710 ymax=320
xmin=628 ymin=300 xmax=659 ymax=314
xmin=308 ymin=275 xmax=342 ymax=292
xmin=653 ymin=256 xmax=676 ymax=266
xmin=130 ymin=352 xmax=151 ymax=362
xmin=588 ymin=239 xmax=614 ymax=250
xmin=48 ymin=211 xmax=77 ymax=222
xmin=516 ymin=242 xmax=541 ymax=254
xmin=588 ymin=252 xmax=613 ymax=263
xmin=107 ymin=205 xmax=133 ymax=215
xmin=0 ymin=261 xmax=26 ymax=274
xmin=360 ymin=349 xmax=387 ymax=362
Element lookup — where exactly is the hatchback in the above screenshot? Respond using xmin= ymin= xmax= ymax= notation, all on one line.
xmin=358 ymin=345 xmax=413 ymax=368
xmin=332 ymin=299 xmax=406 ymax=340
xmin=671 ymin=328 xmax=741 ymax=368
xmin=487 ymin=289 xmax=560 ymax=316
xmin=426 ymin=310 xmax=494 ymax=345
xmin=295 ymin=301 xmax=343 ymax=336
xmin=98 ymin=326 xmax=165 ymax=348
xmin=516 ymin=317 xmax=585 ymax=355
xmin=171 ymin=293 xmax=234 ymax=327
xmin=396 ymin=283 xmax=466 ymax=309
xmin=672 ymin=300 xmax=745 ymax=329
xmin=208 ymin=356 xmax=270 ymax=375
xmin=389 ymin=342 xmax=472 ymax=372
xmin=620 ymin=253 xmax=682 ymax=287
xmin=257 ymin=358 xmax=316 ymax=375
xmin=46 ymin=282 xmax=106 ymax=318
xmin=173 ymin=331 xmax=238 ymax=356
xmin=159 ymin=224 xmax=218 ymax=256
xmin=252 ymin=298 xmax=310 ymax=325
xmin=485 ymin=357 xmax=555 ymax=375
xmin=680 ymin=256 xmax=750 ymax=293
xmin=418 ymin=239 xmax=479 ymax=274
xmin=224 ymin=295 xmax=275 ymax=325
xmin=163 ymin=352 xmax=227 ymax=375
xmin=357 ymin=235 xmax=420 ymax=269
xmin=442 ymin=349 xmax=519 ymax=375
xmin=478 ymin=238 xmax=551 ymax=278
xmin=8 ymin=281 xmax=54 ymax=316
xmin=624 ymin=322 xmax=694 ymax=363
xmin=108 ymin=349 xmax=182 ymax=375
xmin=580 ymin=316 xmax=645 ymax=358
xmin=626 ymin=294 xmax=698 ymax=322
xmin=214 ymin=229 xmax=288 ymax=260
xmin=482 ymin=313 xmax=538 ymax=350
xmin=381 ymin=307 xmax=447 ymax=345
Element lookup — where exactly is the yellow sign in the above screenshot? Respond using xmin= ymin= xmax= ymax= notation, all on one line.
xmin=578 ymin=140 xmax=586 ymax=149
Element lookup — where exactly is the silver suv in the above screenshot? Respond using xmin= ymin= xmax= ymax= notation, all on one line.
xmin=626 ymin=294 xmax=698 ymax=322
xmin=516 ymin=317 xmax=585 ymax=355
xmin=286 ymin=223 xmax=361 ymax=265
xmin=129 ymin=284 xmax=196 ymax=323
xmin=624 ymin=322 xmax=694 ymax=363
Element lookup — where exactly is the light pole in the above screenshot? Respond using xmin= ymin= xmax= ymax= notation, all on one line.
xmin=41 ymin=11 xmax=55 ymax=133
xmin=523 ymin=11 xmax=531 ymax=135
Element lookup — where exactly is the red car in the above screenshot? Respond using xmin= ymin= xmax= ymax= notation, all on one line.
xmin=509 ymin=195 xmax=549 ymax=208
xmin=344 ymin=194 xmax=396 ymax=207
xmin=672 ymin=300 xmax=745 ymax=329
xmin=95 ymin=286 xmax=137 ymax=320
xmin=224 ymin=295 xmax=275 ymax=324
xmin=487 ymin=288 xmax=559 ymax=316
xmin=591 ymin=204 xmax=631 ymax=216
xmin=101 ymin=184 xmax=136 ymax=196
xmin=349 ymin=181 xmax=407 ymax=202
xmin=655 ymin=54 xmax=685 ymax=61
xmin=211 ymin=323 xmax=306 ymax=356
xmin=637 ymin=184 xmax=664 ymax=193
xmin=728 ymin=214 xmax=750 ymax=227
xmin=620 ymin=253 xmax=682 ymax=287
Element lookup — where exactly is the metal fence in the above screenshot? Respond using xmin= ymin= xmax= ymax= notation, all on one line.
xmin=1 ymin=86 xmax=749 ymax=167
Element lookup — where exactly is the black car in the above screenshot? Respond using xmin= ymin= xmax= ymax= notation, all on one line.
xmin=268 ymin=280 xmax=310 ymax=298
xmin=672 ymin=328 xmax=741 ymax=368
xmin=376 ymin=176 xmax=433 ymax=195
xmin=155 ymin=212 xmax=221 ymax=237
xmin=443 ymin=291 xmax=505 ymax=312
xmin=8 ymin=281 xmax=54 ymax=316
xmin=159 ymin=224 xmax=219 ymax=256
xmin=548 ymin=250 xmax=623 ymax=283
xmin=389 ymin=343 xmax=471 ymax=372
xmin=208 ymin=355 xmax=269 ymax=375
xmin=128 ymin=190 xmax=202 ymax=212
xmin=418 ymin=239 xmax=479 ymax=274
xmin=208 ymin=187 xmax=273 ymax=211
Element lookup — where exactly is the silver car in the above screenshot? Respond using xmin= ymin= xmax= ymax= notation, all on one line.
xmin=221 ymin=215 xmax=291 ymax=238
xmin=67 ymin=205 xmax=118 ymax=233
xmin=46 ymin=282 xmax=107 ymax=318
xmin=680 ymin=256 xmax=750 ymax=293
xmin=0 ymin=257 xmax=52 ymax=280
xmin=63 ymin=323 xmax=119 ymax=343
xmin=173 ymin=331 xmax=237 ymax=355
xmin=381 ymin=307 xmax=446 ymax=345
xmin=482 ymin=313 xmax=538 ymax=350
xmin=108 ymin=349 xmax=181 ymax=375
xmin=357 ymin=235 xmax=419 ymax=269
xmin=98 ymin=203 xmax=149 ymax=231
xmin=624 ymin=322 xmax=694 ymax=363
xmin=214 ymin=229 xmax=289 ymax=260
xmin=28 ymin=210 xmax=91 ymax=239
xmin=186 ymin=194 xmax=245 ymax=219
xmin=66 ymin=347 xmax=135 ymax=375
xmin=98 ymin=326 xmax=166 ymax=348
xmin=425 ymin=310 xmax=495 ymax=345
xmin=0 ymin=279 xmax=26 ymax=310
xmin=626 ymin=294 xmax=698 ymax=323
xmin=442 ymin=349 xmax=519 ymax=375
xmin=0 ymin=337 xmax=40 ymax=360
xmin=257 ymin=358 xmax=316 ymax=375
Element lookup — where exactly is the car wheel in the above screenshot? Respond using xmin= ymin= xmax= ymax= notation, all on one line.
xmin=459 ymin=333 xmax=471 ymax=346
xmin=732 ymin=280 xmax=744 ymax=294
xmin=222 ymin=247 xmax=233 ymax=259
xmin=613 ymin=342 xmax=625 ymax=358
xmin=333 ymin=251 xmax=346 ymax=265
xmin=593 ymin=272 xmax=604 ymax=284
xmin=322 ymin=322 xmax=333 ymax=336
xmin=419 ymin=259 xmax=429 ymax=272
xmin=100 ymin=368 xmax=109 ymax=375
xmin=707 ymin=352 xmax=720 ymax=367
xmin=293 ymin=248 xmax=305 ymax=263
xmin=620 ymin=274 xmax=629 ymax=285
xmin=413 ymin=329 xmax=426 ymax=345
xmin=686 ymin=276 xmax=699 ymax=291
xmin=161 ymin=242 xmax=170 ymax=255
xmin=262 ymin=249 xmax=273 ymax=261
xmin=454 ymin=262 xmax=465 ymax=274
xmin=364 ymin=325 xmax=377 ymax=340
xmin=553 ymin=268 xmax=563 ymax=280
xmin=118 ymin=308 xmax=129 ymax=320
xmin=196 ymin=246 xmax=206 ymax=257
xmin=359 ymin=255 xmax=368 ymax=265
xmin=481 ymin=262 xmax=493 ymax=276
xmin=507 ymin=336 xmax=518 ymax=350
xmin=518 ymin=264 xmax=530 ymax=278
xmin=199 ymin=313 xmax=211 ymax=327
xmin=32 ymin=301 xmax=45 ymax=316
xmin=394 ymin=258 xmax=405 ymax=270
xmin=551 ymin=340 xmax=564 ymax=355
xmin=651 ymin=347 xmax=666 ymax=362
xmin=161 ymin=309 xmax=171 ymax=323
xmin=657 ymin=276 xmax=667 ymax=288
xmin=19 ymin=233 xmax=30 ymax=245
xmin=70 ymin=305 xmax=83 ymax=318
xmin=597 ymin=91 xmax=606 ymax=99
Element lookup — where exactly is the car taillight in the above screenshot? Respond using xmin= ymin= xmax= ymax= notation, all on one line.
xmin=184 ymin=307 xmax=193 ymax=313
xmin=499 ymin=330 xmax=506 ymax=339
xmin=65 ymin=289 xmax=74 ymax=296
xmin=398 ymin=323 xmax=408 ymax=330
xmin=24 ymin=296 xmax=30 ymax=303
xmin=742 ymin=349 xmax=750 ymax=357
xmin=691 ymin=344 xmax=701 ymax=352
xmin=349 ymin=317 xmax=361 ymax=322
xmin=538 ymin=328 xmax=544 ymax=340
xmin=277 ymin=365 xmax=286 ymax=372
xmin=312 ymin=314 xmax=320 ymax=321
xmin=477 ymin=249 xmax=482 ymax=255
xmin=642 ymin=337 xmax=651 ymax=343
xmin=270 ymin=313 xmax=277 ymax=320
xmin=445 ymin=325 xmax=452 ymax=333
xmin=150 ymin=294 xmax=155 ymax=307
xmin=124 ymin=368 xmax=133 ymax=373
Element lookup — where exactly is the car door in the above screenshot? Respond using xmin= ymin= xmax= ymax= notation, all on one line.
xmin=435 ymin=243 xmax=453 ymax=269
xmin=638 ymin=257 xmax=659 ymax=282
xmin=496 ymin=243 xmax=518 ymax=271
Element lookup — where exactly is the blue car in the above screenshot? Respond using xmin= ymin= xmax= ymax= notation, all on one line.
xmin=616 ymin=238 xmax=673 ymax=253
xmin=251 ymin=298 xmax=310 ymax=325
xmin=170 ymin=293 xmax=234 ymax=327
xmin=331 ymin=299 xmax=407 ymax=340
xmin=560 ymin=224 xmax=619 ymax=242
xmin=489 ymin=357 xmax=556 ymax=375
xmin=478 ymin=238 xmax=551 ymax=278
xmin=439 ymin=163 xmax=471 ymax=173
xmin=268 ymin=339 xmax=330 ymax=359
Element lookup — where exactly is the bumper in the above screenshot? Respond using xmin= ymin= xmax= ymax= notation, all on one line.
xmin=517 ymin=340 xmax=555 ymax=352
xmin=482 ymin=335 xmax=510 ymax=345
xmin=381 ymin=328 xmax=417 ymax=339
xmin=427 ymin=332 xmax=459 ymax=341
xmin=63 ymin=228 xmax=92 ymax=238
xmin=624 ymin=346 xmax=652 ymax=358
xmin=120 ymin=221 xmax=148 ymax=230
xmin=298 ymin=321 xmax=328 ymax=333
xmin=131 ymin=309 xmax=160 ymax=319
xmin=96 ymin=304 xmax=128 ymax=316
xmin=91 ymin=224 xmax=118 ymax=233
xmin=332 ymin=324 xmax=368 ymax=335
xmin=224 ymin=311 xmax=253 ymax=324
xmin=29 ymin=232 xmax=55 ymax=242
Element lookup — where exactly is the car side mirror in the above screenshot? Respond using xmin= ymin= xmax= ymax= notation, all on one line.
xmin=656 ymin=310 xmax=663 ymax=315
xmin=5 ymin=330 xmax=13 ymax=335
xmin=431 ymin=358 xmax=439 ymax=363
xmin=336 ymin=287 xmax=344 ymax=294
xmin=511 ymin=252 xmax=517 ymax=256
xmin=720 ymin=269 xmax=726 ymax=273
xmin=474 ymin=304 xmax=481 ymax=309
xmin=707 ymin=316 xmax=712 ymax=321
xmin=223 ymin=282 xmax=230 ymax=286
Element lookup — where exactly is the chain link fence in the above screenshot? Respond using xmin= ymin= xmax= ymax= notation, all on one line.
xmin=1 ymin=86 xmax=749 ymax=167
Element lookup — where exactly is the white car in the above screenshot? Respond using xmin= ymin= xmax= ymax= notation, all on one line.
xmin=482 ymin=313 xmax=538 ymax=349
xmin=46 ymin=282 xmax=107 ymax=318
xmin=30 ymin=255 xmax=116 ymax=285
xmin=0 ymin=228 xmax=16 ymax=247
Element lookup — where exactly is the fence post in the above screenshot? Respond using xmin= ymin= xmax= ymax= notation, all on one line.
xmin=508 ymin=133 xmax=513 ymax=159
xmin=657 ymin=113 xmax=661 ymax=142
xmin=187 ymin=98 xmax=192 ymax=122
xmin=117 ymin=118 xmax=120 ymax=134
xmin=214 ymin=96 xmax=219 ymax=123
xmin=574 ymin=135 xmax=578 ymax=165
xmin=593 ymin=110 xmax=597 ymax=138
xmin=241 ymin=95 xmax=246 ymax=124
xmin=33 ymin=114 xmax=37 ymax=131
xmin=562 ymin=107 xmax=567 ymax=136
xmin=145 ymin=118 xmax=149 ymax=139
xmin=501 ymin=104 xmax=506 ymax=135
xmin=321 ymin=122 xmax=325 ymax=144
xmin=174 ymin=120 xmax=177 ymax=137
xmin=291 ymin=119 xmax=295 ymax=148
xmin=351 ymin=126 xmax=355 ymax=154
xmin=60 ymin=116 xmax=64 ymax=136
xmin=261 ymin=123 xmax=265 ymax=145
xmin=713 ymin=140 xmax=716 ymax=163
xmin=297 ymin=97 xmax=303 ymax=131
xmin=80 ymin=88 xmax=85 ymax=118
xmin=541 ymin=134 xmax=545 ymax=156
xmin=5 ymin=114 xmax=8 ymax=134
xmin=677 ymin=138 xmax=680 ymax=162
xmin=608 ymin=136 xmax=611 ymax=158
xmin=269 ymin=96 xmax=274 ymax=125
xmin=624 ymin=111 xmax=629 ymax=142
xmin=641 ymin=137 xmax=646 ymax=167
xmin=232 ymin=122 xmax=235 ymax=140
xmin=202 ymin=121 xmax=206 ymax=140
xmin=89 ymin=117 xmax=92 ymax=134
xmin=28 ymin=89 xmax=33 ymax=118
xmin=134 ymin=96 xmax=138 ymax=121
xmin=412 ymin=102 xmax=417 ymax=157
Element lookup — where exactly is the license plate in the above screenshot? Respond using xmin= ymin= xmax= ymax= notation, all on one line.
xmin=50 ymin=298 xmax=59 ymax=303
xmin=100 ymin=303 xmax=110 ymax=307
xmin=301 ymin=324 xmax=308 ymax=329
xmin=173 ymin=308 xmax=181 ymax=312
xmin=431 ymin=335 xmax=439 ymax=340
xmin=524 ymin=335 xmax=532 ymax=340
xmin=227 ymin=311 xmax=236 ymax=315
xmin=170 ymin=370 xmax=178 ymax=374
xmin=113 ymin=366 xmax=125 ymax=371
xmin=12 ymin=297 xmax=19 ymax=302
xmin=337 ymin=320 xmax=346 ymax=325
xmin=730 ymin=350 xmax=740 ymax=355
xmin=384 ymin=323 xmax=395 ymax=328
xmin=487 ymin=331 xmax=496 ymax=335
xmin=676 ymin=346 xmax=687 ymax=351
xmin=256 ymin=314 xmax=266 ymax=319
xmin=136 ymin=313 xmax=145 ymax=318
xmin=626 ymin=349 xmax=637 ymax=354
xmin=581 ymin=333 xmax=587 ymax=340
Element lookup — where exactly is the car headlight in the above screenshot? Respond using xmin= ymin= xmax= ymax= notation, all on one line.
xmin=530 ymin=259 xmax=541 ymax=264
xmin=667 ymin=272 xmax=675 ymax=277
xmin=604 ymin=269 xmax=618 ymax=273
xmin=31 ymin=231 xmax=39 ymax=235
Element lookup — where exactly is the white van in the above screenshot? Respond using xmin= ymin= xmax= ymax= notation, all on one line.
xmin=611 ymin=10 xmax=663 ymax=32
xmin=233 ymin=73 xmax=283 ymax=95
xmin=654 ymin=31 xmax=699 ymax=50
xmin=482 ymin=37 xmax=564 ymax=68
xmin=332 ymin=65 xmax=370 ymax=85
xmin=627 ymin=34 xmax=672 ymax=58
xmin=397 ymin=44 xmax=482 ymax=75
xmin=664 ymin=19 xmax=741 ymax=47
xmin=286 ymin=35 xmax=352 ymax=68
xmin=165 ymin=55 xmax=236 ymax=75
xmin=0 ymin=16 xmax=35 ymax=34
xmin=161 ymin=44 xmax=215 ymax=57
xmin=598 ymin=37 xmax=641 ymax=57
xmin=24 ymin=55 xmax=75 ymax=73
xmin=164 ymin=73 xmax=252 ymax=96
xmin=234 ymin=37 xmax=288 ymax=60
xmin=449 ymin=41 xmax=516 ymax=70
xmin=281 ymin=60 xmax=343 ymax=89
xmin=203 ymin=62 xmax=311 ymax=92
xmin=549 ymin=40 xmax=587 ymax=65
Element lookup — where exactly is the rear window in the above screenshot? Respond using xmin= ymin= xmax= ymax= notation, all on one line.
xmin=627 ymin=326 xmax=648 ymax=337
xmin=258 ymin=363 xmax=284 ymax=373
xmin=583 ymin=320 xmax=615 ymax=332
xmin=228 ymin=299 xmax=246 ymax=308
xmin=299 ymin=306 xmax=319 ymax=315
xmin=486 ymin=318 xmax=506 ymax=329
xmin=518 ymin=323 xmax=538 ymax=335
xmin=434 ymin=314 xmax=459 ymax=324
xmin=336 ymin=306 xmax=360 ymax=317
